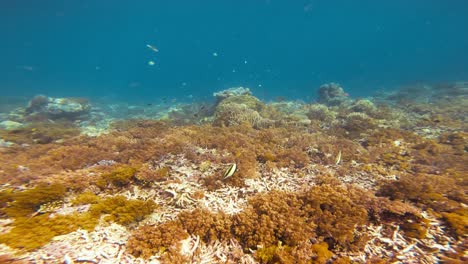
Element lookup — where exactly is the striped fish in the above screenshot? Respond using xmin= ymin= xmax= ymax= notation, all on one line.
xmin=223 ymin=163 xmax=237 ymax=179
xmin=335 ymin=150 xmax=342 ymax=165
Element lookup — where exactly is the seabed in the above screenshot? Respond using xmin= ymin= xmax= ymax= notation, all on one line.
xmin=0 ymin=83 xmax=466 ymax=263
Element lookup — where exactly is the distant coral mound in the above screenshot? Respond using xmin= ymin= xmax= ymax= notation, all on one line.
xmin=317 ymin=82 xmax=352 ymax=106
xmin=25 ymin=95 xmax=90 ymax=121
xmin=213 ymin=87 xmax=273 ymax=128
xmin=213 ymin=86 xmax=252 ymax=101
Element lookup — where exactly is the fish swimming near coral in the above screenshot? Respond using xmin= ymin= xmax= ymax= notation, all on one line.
xmin=223 ymin=163 xmax=237 ymax=179
xmin=335 ymin=150 xmax=342 ymax=165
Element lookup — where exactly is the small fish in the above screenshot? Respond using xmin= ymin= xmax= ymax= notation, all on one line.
xmin=146 ymin=44 xmax=159 ymax=53
xmin=148 ymin=60 xmax=155 ymax=66
xmin=223 ymin=163 xmax=237 ymax=179
xmin=147 ymin=103 xmax=153 ymax=106
xmin=335 ymin=150 xmax=342 ymax=165
xmin=19 ymin=65 xmax=35 ymax=71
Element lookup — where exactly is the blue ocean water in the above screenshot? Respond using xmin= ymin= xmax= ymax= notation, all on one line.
xmin=1 ymin=0 xmax=467 ymax=102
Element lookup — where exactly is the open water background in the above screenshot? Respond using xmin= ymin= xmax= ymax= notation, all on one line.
xmin=1 ymin=0 xmax=467 ymax=102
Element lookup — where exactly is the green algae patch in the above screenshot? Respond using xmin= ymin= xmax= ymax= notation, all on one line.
xmin=1 ymin=183 xmax=66 ymax=218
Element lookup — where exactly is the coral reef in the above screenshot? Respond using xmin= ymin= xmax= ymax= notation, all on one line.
xmin=25 ymin=95 xmax=90 ymax=121
xmin=349 ymin=99 xmax=377 ymax=116
xmin=0 ymin=121 xmax=23 ymax=130
xmin=317 ymin=82 xmax=352 ymax=106
xmin=342 ymin=112 xmax=377 ymax=138
xmin=213 ymin=86 xmax=253 ymax=101
xmin=0 ymin=80 xmax=466 ymax=262
xmin=0 ymin=121 xmax=81 ymax=144
xmin=213 ymin=102 xmax=272 ymax=128
xmin=0 ymin=192 xmax=155 ymax=250
xmin=306 ymin=104 xmax=337 ymax=123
